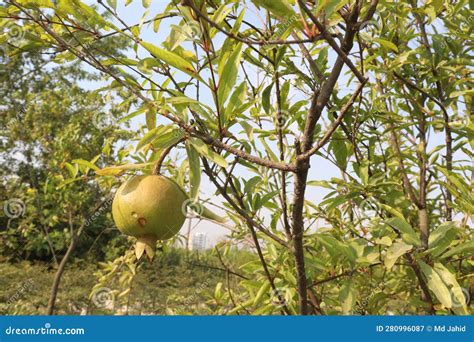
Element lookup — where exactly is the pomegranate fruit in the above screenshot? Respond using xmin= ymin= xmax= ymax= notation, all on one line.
xmin=112 ymin=175 xmax=187 ymax=259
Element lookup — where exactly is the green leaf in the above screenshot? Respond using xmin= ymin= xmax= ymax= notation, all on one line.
xmin=142 ymin=0 xmax=151 ymax=8
xmin=253 ymin=282 xmax=271 ymax=306
xmin=375 ymin=236 xmax=392 ymax=246
xmin=224 ymin=81 xmax=247 ymax=123
xmin=15 ymin=0 xmax=53 ymax=8
xmin=378 ymin=203 xmax=405 ymax=220
xmin=384 ymin=241 xmax=412 ymax=269
xmin=95 ymin=163 xmax=153 ymax=176
xmin=385 ymin=217 xmax=421 ymax=246
xmin=186 ymin=142 xmax=201 ymax=199
xmin=146 ymin=107 xmax=156 ymax=130
xmin=374 ymin=38 xmax=398 ymax=52
xmin=359 ymin=161 xmax=369 ymax=185
xmin=72 ymin=159 xmax=99 ymax=171
xmin=429 ymin=222 xmax=458 ymax=248
xmin=449 ymin=89 xmax=474 ymax=98
xmin=101 ymin=57 xmax=138 ymax=67
xmin=318 ymin=0 xmax=350 ymax=16
xmin=141 ymin=41 xmax=199 ymax=78
xmin=244 ymin=176 xmax=262 ymax=194
xmin=200 ymin=205 xmax=226 ymax=223
xmin=262 ymin=82 xmax=273 ymax=115
xmin=251 ymin=0 xmax=295 ymax=19
xmin=189 ymin=138 xmax=228 ymax=168
xmin=214 ymin=282 xmax=223 ymax=301
xmin=418 ymin=260 xmax=452 ymax=309
xmin=209 ymin=5 xmax=232 ymax=38
xmin=231 ymin=7 xmax=246 ymax=34
xmin=339 ymin=282 xmax=356 ymax=315
xmin=329 ymin=133 xmax=348 ymax=170
xmin=259 ymin=138 xmax=279 ymax=161
xmin=317 ymin=234 xmax=357 ymax=263
xmin=426 ymin=228 xmax=458 ymax=258
xmin=63 ymin=162 xmax=78 ymax=179
xmin=218 ymin=42 xmax=243 ymax=109
xmin=135 ymin=126 xmax=167 ymax=151
xmin=118 ymin=108 xmax=146 ymax=123
xmin=165 ymin=96 xmax=201 ymax=106
xmin=441 ymin=241 xmax=474 ymax=259
xmin=152 ymin=128 xmax=185 ymax=149
xmin=106 ymin=0 xmax=117 ymax=11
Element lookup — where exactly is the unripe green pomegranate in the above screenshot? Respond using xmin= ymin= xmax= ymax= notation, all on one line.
xmin=112 ymin=175 xmax=187 ymax=259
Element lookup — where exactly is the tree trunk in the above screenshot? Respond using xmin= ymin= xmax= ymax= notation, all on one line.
xmin=47 ymin=237 xmax=77 ymax=315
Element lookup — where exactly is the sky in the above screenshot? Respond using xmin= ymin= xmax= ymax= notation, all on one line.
xmin=74 ymin=1 xmax=470 ymax=246
xmin=74 ymin=0 xmax=345 ymax=246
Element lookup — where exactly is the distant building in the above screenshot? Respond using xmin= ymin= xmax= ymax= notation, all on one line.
xmin=192 ymin=232 xmax=207 ymax=251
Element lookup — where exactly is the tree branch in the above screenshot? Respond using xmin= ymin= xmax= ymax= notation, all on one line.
xmin=298 ymin=79 xmax=367 ymax=160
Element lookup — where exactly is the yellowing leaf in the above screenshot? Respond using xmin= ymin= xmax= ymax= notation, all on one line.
xmin=141 ymin=41 xmax=198 ymax=78
xmin=214 ymin=282 xmax=223 ymax=301
xmin=251 ymin=0 xmax=295 ymax=19
xmin=375 ymin=236 xmax=392 ymax=246
xmin=375 ymin=38 xmax=398 ymax=52
xmin=72 ymin=159 xmax=99 ymax=171
xmin=318 ymin=0 xmax=350 ymax=16
xmin=385 ymin=217 xmax=421 ymax=246
xmin=433 ymin=263 xmax=469 ymax=315
xmin=384 ymin=241 xmax=412 ymax=269
xmin=253 ymin=282 xmax=271 ymax=306
xmin=441 ymin=241 xmax=474 ymax=259
xmin=95 ymin=163 xmax=153 ymax=176
xmin=418 ymin=260 xmax=452 ymax=309
xmin=339 ymin=282 xmax=357 ymax=315
xmin=429 ymin=222 xmax=458 ymax=248
xmin=189 ymin=138 xmax=228 ymax=168
xmin=201 ymin=205 xmax=226 ymax=223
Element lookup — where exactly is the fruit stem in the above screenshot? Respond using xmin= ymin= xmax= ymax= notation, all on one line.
xmin=152 ymin=138 xmax=186 ymax=175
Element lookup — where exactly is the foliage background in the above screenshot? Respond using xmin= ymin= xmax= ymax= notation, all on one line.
xmin=0 ymin=0 xmax=472 ymax=315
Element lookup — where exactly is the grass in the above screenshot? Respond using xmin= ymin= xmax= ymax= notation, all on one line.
xmin=0 ymin=250 xmax=234 ymax=315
